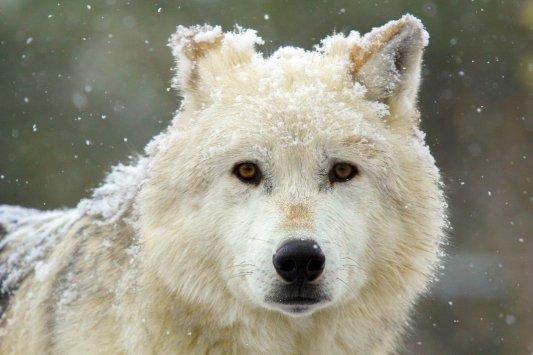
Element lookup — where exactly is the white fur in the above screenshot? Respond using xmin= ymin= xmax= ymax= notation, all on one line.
xmin=0 ymin=15 xmax=446 ymax=354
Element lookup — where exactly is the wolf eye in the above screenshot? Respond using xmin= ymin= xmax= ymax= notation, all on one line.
xmin=233 ymin=162 xmax=262 ymax=185
xmin=329 ymin=162 xmax=358 ymax=183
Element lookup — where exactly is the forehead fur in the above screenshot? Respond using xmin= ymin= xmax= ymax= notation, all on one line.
xmin=168 ymin=30 xmax=392 ymax=148
xmin=206 ymin=47 xmax=389 ymax=116
xmin=175 ymin=26 xmax=388 ymax=115
xmin=155 ymin=15 xmax=428 ymax=157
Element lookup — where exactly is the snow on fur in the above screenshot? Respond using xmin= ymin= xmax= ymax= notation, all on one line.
xmin=77 ymin=157 xmax=149 ymax=224
xmin=0 ymin=207 xmax=81 ymax=294
xmin=362 ymin=14 xmax=429 ymax=49
xmin=0 ymin=157 xmax=149 ymax=295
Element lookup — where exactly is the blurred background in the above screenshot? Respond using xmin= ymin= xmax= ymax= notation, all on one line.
xmin=0 ymin=0 xmax=531 ymax=353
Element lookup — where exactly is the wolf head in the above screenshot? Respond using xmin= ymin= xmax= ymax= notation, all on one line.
xmin=138 ymin=15 xmax=445 ymax=318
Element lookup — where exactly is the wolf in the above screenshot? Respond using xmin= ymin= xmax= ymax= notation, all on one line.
xmin=0 ymin=14 xmax=446 ymax=354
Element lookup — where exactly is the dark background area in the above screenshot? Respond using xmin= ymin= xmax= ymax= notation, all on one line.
xmin=0 ymin=0 xmax=531 ymax=353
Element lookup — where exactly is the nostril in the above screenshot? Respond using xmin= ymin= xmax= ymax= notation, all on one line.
xmin=306 ymin=256 xmax=325 ymax=282
xmin=278 ymin=259 xmax=296 ymax=273
xmin=273 ymin=255 xmax=298 ymax=283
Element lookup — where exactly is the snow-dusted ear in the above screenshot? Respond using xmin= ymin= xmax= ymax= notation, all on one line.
xmin=168 ymin=25 xmax=264 ymax=108
xmin=168 ymin=25 xmax=223 ymax=95
xmin=351 ymin=15 xmax=428 ymax=129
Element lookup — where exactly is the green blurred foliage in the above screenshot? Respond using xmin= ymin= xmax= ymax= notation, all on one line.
xmin=0 ymin=0 xmax=531 ymax=353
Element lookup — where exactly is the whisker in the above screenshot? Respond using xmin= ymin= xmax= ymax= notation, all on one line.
xmin=227 ymin=271 xmax=254 ymax=280
xmin=340 ymin=256 xmax=364 ymax=270
xmin=228 ymin=262 xmax=256 ymax=269
xmin=341 ymin=263 xmax=362 ymax=269
xmin=336 ymin=277 xmax=349 ymax=288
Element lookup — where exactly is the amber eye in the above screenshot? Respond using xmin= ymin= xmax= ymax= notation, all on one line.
xmin=329 ymin=162 xmax=358 ymax=183
xmin=233 ymin=162 xmax=262 ymax=185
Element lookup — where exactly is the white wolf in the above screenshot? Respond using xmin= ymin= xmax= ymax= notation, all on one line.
xmin=0 ymin=14 xmax=446 ymax=354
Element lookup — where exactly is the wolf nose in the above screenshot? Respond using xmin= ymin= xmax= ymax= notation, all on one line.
xmin=273 ymin=240 xmax=325 ymax=283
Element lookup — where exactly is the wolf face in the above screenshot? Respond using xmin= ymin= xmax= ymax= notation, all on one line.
xmin=138 ymin=16 xmax=445 ymax=318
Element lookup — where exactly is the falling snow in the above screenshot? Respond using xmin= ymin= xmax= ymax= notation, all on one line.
xmin=0 ymin=3 xmax=530 ymax=352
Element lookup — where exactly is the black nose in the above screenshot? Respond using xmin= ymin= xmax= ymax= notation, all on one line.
xmin=273 ymin=240 xmax=325 ymax=284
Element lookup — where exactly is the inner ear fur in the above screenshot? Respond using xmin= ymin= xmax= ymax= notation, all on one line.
xmin=351 ymin=15 xmax=429 ymax=132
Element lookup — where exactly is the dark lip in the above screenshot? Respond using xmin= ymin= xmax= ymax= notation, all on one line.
xmin=273 ymin=296 xmax=322 ymax=305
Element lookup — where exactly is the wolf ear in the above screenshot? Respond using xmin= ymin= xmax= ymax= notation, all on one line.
xmin=351 ymin=15 xmax=428 ymax=131
xmin=168 ymin=25 xmax=263 ymax=108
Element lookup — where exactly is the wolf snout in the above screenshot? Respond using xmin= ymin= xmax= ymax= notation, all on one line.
xmin=273 ymin=240 xmax=325 ymax=284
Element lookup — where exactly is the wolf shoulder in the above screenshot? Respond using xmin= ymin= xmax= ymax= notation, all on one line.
xmin=0 ymin=205 xmax=137 ymax=353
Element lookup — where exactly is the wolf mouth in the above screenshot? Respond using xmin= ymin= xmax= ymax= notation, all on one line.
xmin=266 ymin=289 xmax=330 ymax=307
xmin=265 ymin=294 xmax=330 ymax=315
xmin=274 ymin=296 xmax=321 ymax=305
